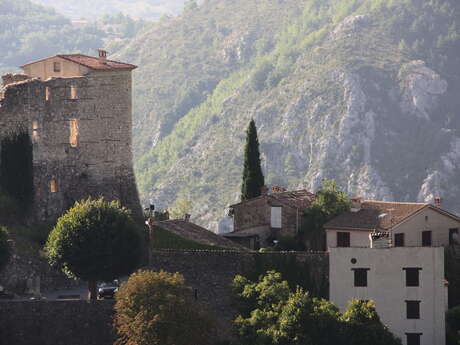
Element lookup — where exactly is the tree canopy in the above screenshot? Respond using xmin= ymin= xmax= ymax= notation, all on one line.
xmin=232 ymin=271 xmax=401 ymax=345
xmin=45 ymin=198 xmax=143 ymax=299
xmin=241 ymin=119 xmax=265 ymax=201
xmin=302 ymin=179 xmax=351 ymax=250
xmin=114 ymin=270 xmax=215 ymax=345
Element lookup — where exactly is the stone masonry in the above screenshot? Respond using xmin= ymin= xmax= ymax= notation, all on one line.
xmin=0 ymin=53 xmax=142 ymax=222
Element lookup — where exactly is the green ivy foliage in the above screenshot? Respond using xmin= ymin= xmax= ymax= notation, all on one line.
xmin=45 ymin=198 xmax=143 ymax=282
xmin=232 ymin=271 xmax=401 ymax=345
xmin=0 ymin=130 xmax=34 ymax=209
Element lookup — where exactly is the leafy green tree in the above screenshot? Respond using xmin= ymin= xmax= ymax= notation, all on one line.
xmin=45 ymin=198 xmax=143 ymax=300
xmin=302 ymin=179 xmax=351 ymax=250
xmin=169 ymin=199 xmax=193 ymax=219
xmin=241 ymin=119 xmax=265 ymax=201
xmin=446 ymin=246 xmax=460 ymax=308
xmin=232 ymin=271 xmax=400 ymax=345
xmin=341 ymin=299 xmax=402 ymax=345
xmin=0 ymin=227 xmax=11 ymax=273
xmin=114 ymin=270 xmax=215 ymax=345
xmin=446 ymin=305 xmax=460 ymax=345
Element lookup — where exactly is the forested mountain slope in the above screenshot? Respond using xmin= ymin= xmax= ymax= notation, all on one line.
xmin=0 ymin=0 xmax=150 ymax=73
xmin=31 ymin=0 xmax=186 ymax=20
xmin=115 ymin=0 xmax=460 ymax=228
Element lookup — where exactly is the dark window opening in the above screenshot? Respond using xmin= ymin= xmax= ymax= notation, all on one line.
xmin=53 ymin=62 xmax=61 ymax=73
xmin=406 ymin=333 xmax=422 ymax=345
xmin=337 ymin=232 xmax=350 ymax=247
xmin=403 ymin=268 xmax=421 ymax=287
xmin=352 ymin=268 xmax=369 ymax=287
xmin=422 ymin=231 xmax=432 ymax=246
xmin=394 ymin=233 xmax=405 ymax=247
xmin=406 ymin=300 xmax=420 ymax=319
xmin=449 ymin=228 xmax=459 ymax=245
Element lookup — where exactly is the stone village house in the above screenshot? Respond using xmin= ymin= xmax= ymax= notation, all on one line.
xmin=0 ymin=50 xmax=142 ymax=221
xmin=324 ymin=197 xmax=460 ymax=249
xmin=327 ymin=197 xmax=460 ymax=345
xmin=224 ymin=187 xmax=315 ymax=249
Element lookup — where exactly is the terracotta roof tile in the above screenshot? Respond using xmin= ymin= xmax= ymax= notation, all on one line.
xmin=324 ymin=201 xmax=429 ymax=231
xmin=230 ymin=189 xmax=315 ymax=210
xmin=21 ymin=54 xmax=137 ymax=71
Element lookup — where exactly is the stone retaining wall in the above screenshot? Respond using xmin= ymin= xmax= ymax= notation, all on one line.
xmin=0 ymin=300 xmax=114 ymax=345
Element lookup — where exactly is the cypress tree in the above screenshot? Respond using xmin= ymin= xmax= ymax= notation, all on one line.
xmin=241 ymin=119 xmax=265 ymax=201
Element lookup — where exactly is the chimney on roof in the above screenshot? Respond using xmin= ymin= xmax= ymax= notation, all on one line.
xmin=434 ymin=197 xmax=443 ymax=208
xmin=350 ymin=197 xmax=362 ymax=212
xmin=272 ymin=185 xmax=287 ymax=193
xmin=98 ymin=49 xmax=107 ymax=61
xmin=370 ymin=231 xmax=391 ymax=249
xmin=184 ymin=213 xmax=191 ymax=222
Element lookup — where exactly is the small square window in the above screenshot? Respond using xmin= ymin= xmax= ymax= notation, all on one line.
xmin=337 ymin=232 xmax=350 ymax=247
xmin=422 ymin=231 xmax=432 ymax=246
xmin=406 ymin=300 xmax=420 ymax=319
xmin=394 ymin=233 xmax=405 ymax=247
xmin=352 ymin=268 xmax=369 ymax=287
xmin=406 ymin=333 xmax=422 ymax=345
xmin=449 ymin=228 xmax=459 ymax=245
xmin=404 ymin=268 xmax=421 ymax=287
xmin=53 ymin=62 xmax=61 ymax=73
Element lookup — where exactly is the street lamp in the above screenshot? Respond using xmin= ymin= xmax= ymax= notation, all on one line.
xmin=144 ymin=201 xmax=155 ymax=266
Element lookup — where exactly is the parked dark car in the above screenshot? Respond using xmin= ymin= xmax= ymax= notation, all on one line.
xmin=97 ymin=280 xmax=119 ymax=299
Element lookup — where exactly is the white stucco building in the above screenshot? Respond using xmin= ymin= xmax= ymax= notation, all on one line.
xmin=329 ymin=247 xmax=447 ymax=345
xmin=325 ymin=199 xmax=460 ymax=249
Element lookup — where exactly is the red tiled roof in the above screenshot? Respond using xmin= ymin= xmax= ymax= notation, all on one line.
xmin=230 ymin=189 xmax=315 ymax=210
xmin=324 ymin=201 xmax=430 ymax=231
xmin=21 ymin=54 xmax=137 ymax=71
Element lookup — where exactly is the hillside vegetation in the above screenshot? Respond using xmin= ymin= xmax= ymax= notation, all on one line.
xmin=0 ymin=0 xmax=149 ymax=73
xmin=31 ymin=0 xmax=186 ymax=20
xmin=116 ymin=0 xmax=460 ymax=228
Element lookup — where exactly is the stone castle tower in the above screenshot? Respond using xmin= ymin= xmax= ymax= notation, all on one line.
xmin=0 ymin=50 xmax=142 ymax=222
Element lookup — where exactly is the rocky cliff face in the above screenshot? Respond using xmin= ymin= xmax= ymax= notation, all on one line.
xmin=117 ymin=0 xmax=460 ymax=229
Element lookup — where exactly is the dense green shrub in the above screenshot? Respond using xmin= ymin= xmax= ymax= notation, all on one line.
xmin=45 ymin=198 xmax=143 ymax=299
xmin=114 ymin=270 xmax=215 ymax=345
xmin=447 ymin=306 xmax=460 ymax=345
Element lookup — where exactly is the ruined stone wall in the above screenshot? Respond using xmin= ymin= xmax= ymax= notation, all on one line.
xmin=0 ymin=300 xmax=114 ymax=345
xmin=0 ymin=71 xmax=141 ymax=222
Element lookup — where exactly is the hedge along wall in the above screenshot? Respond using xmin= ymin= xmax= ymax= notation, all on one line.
xmin=149 ymin=249 xmax=329 ymax=338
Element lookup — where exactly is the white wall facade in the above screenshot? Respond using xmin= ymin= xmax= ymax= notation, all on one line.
xmin=329 ymin=247 xmax=447 ymax=345
xmin=326 ymin=207 xmax=460 ymax=249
